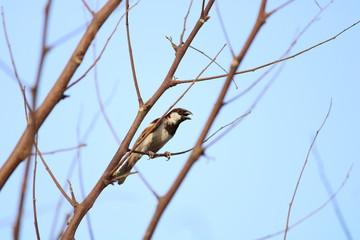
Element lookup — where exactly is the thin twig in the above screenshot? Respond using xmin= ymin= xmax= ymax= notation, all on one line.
xmin=75 ymin=113 xmax=95 ymax=240
xmin=14 ymin=87 xmax=33 ymax=240
xmin=67 ymin=180 xmax=77 ymax=203
xmin=111 ymin=43 xmax=227 ymax=176
xmin=62 ymin=0 xmax=217 ymax=237
xmin=89 ymin=25 xmax=157 ymax=195
xmin=133 ymin=166 xmax=160 ymax=199
xmin=32 ymin=139 xmax=41 ymax=240
xmin=215 ymin=1 xmax=234 ymax=57
xmin=189 ymin=44 xmax=238 ymax=89
xmin=129 ymin=111 xmax=251 ymax=158
xmin=143 ymin=1 xmax=268 ymax=239
xmin=33 ymin=0 xmax=52 ymax=105
xmin=56 ymin=213 xmax=71 ymax=239
xmin=312 ymin=145 xmax=353 ymax=239
xmin=256 ymin=164 xmax=353 ymax=240
xmin=180 ymin=0 xmax=193 ymax=45
xmin=283 ymin=100 xmax=332 ymax=240
xmin=35 ymin=145 xmax=77 ymax=207
xmin=0 ymin=0 xmax=124 ymax=190
xmin=67 ymin=0 xmax=141 ymax=90
xmin=314 ymin=0 xmax=322 ymax=10
xmin=225 ymin=0 xmax=335 ymax=105
xmin=30 ymin=144 xmax=87 ymax=155
xmin=93 ymin=44 xmax=121 ymax=144
xmin=173 ymin=21 xmax=360 ymax=85
xmin=81 ymin=0 xmax=95 ymax=15
xmin=13 ymin=156 xmax=32 ymax=240
xmin=267 ymin=0 xmax=294 ymax=17
xmin=1 ymin=8 xmax=31 ymax=112
xmin=126 ymin=0 xmax=143 ymax=105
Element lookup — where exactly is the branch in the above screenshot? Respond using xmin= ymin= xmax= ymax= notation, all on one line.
xmin=125 ymin=0 xmax=143 ymax=105
xmin=173 ymin=20 xmax=360 ymax=85
xmin=30 ymin=144 xmax=87 ymax=155
xmin=215 ymin=1 xmax=235 ymax=57
xmin=188 ymin=44 xmax=238 ymax=89
xmin=256 ymin=164 xmax=353 ymax=240
xmin=283 ymin=100 xmax=332 ymax=239
xmin=128 ymin=111 xmax=251 ymax=158
xmin=81 ymin=0 xmax=95 ymax=15
xmin=1 ymin=7 xmax=31 ymax=111
xmin=66 ymin=0 xmax=140 ymax=90
xmin=35 ymin=145 xmax=77 ymax=207
xmin=13 ymin=156 xmax=32 ymax=240
xmin=143 ymin=1 xmax=269 ymax=239
xmin=0 ymin=0 xmax=124 ymax=190
xmin=61 ymin=0 xmax=216 ymax=238
xmin=32 ymin=142 xmax=41 ymax=240
xmin=312 ymin=145 xmax=353 ymax=239
xmin=179 ymin=0 xmax=193 ymax=45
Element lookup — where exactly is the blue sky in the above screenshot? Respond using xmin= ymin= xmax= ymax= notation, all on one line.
xmin=1 ymin=0 xmax=359 ymax=239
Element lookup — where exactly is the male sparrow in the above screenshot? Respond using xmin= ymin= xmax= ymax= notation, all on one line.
xmin=114 ymin=108 xmax=192 ymax=184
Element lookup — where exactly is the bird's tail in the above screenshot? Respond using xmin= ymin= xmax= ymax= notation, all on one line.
xmin=114 ymin=154 xmax=141 ymax=185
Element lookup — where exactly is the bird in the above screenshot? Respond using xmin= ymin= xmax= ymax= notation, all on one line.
xmin=114 ymin=108 xmax=192 ymax=185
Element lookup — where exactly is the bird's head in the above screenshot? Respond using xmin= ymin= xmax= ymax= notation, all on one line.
xmin=166 ymin=108 xmax=192 ymax=124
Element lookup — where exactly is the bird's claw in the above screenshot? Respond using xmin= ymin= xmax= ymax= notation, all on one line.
xmin=164 ymin=151 xmax=171 ymax=160
xmin=148 ymin=151 xmax=155 ymax=159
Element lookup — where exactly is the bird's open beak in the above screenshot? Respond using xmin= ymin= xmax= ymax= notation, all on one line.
xmin=184 ymin=110 xmax=193 ymax=120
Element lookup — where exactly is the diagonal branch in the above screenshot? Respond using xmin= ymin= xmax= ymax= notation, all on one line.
xmin=143 ymin=1 xmax=270 ymax=239
xmin=35 ymin=145 xmax=77 ymax=207
xmin=0 ymin=0 xmax=124 ymax=190
xmin=1 ymin=8 xmax=31 ymax=113
xmin=173 ymin=20 xmax=360 ymax=85
xmin=125 ymin=0 xmax=143 ymax=105
xmin=256 ymin=164 xmax=353 ymax=240
xmin=61 ymin=1 xmax=216 ymax=238
xmin=283 ymin=100 xmax=332 ymax=239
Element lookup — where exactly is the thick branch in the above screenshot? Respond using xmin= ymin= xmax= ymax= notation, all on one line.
xmin=60 ymin=1 xmax=215 ymax=239
xmin=0 ymin=0 xmax=123 ymax=189
xmin=143 ymin=0 xmax=269 ymax=239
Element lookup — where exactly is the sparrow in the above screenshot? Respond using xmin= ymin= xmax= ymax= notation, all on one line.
xmin=114 ymin=108 xmax=192 ymax=185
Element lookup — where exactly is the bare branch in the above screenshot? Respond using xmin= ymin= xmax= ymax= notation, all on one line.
xmin=81 ymin=0 xmax=95 ymax=15
xmin=312 ymin=145 xmax=353 ymax=239
xmin=32 ymin=143 xmax=41 ymax=240
xmin=125 ymin=0 xmax=143 ymax=105
xmin=33 ymin=0 xmax=53 ymax=105
xmin=256 ymin=165 xmax=353 ymax=240
xmin=215 ymin=1 xmax=235 ymax=57
xmin=225 ymin=0 xmax=335 ymax=105
xmin=143 ymin=1 xmax=269 ymax=238
xmin=111 ymin=43 xmax=226 ymax=177
xmin=129 ymin=111 xmax=251 ymax=159
xmin=283 ymin=100 xmax=332 ymax=239
xmin=111 ymin=34 xmax=226 ymax=180
xmin=31 ymin=144 xmax=87 ymax=155
xmin=188 ymin=44 xmax=238 ymax=89
xmin=13 ymin=156 xmax=32 ymax=240
xmin=174 ymin=21 xmax=360 ymax=85
xmin=267 ymin=0 xmax=294 ymax=17
xmin=35 ymin=145 xmax=77 ymax=207
xmin=67 ymin=0 xmax=140 ymax=90
xmin=62 ymin=0 xmax=216 ymax=237
xmin=179 ymin=0 xmax=193 ymax=44
xmin=0 ymin=0 xmax=124 ymax=190
xmin=1 ymin=8 xmax=31 ymax=112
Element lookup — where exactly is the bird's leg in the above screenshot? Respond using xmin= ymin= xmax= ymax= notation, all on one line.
xmin=164 ymin=151 xmax=171 ymax=160
xmin=147 ymin=151 xmax=155 ymax=159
